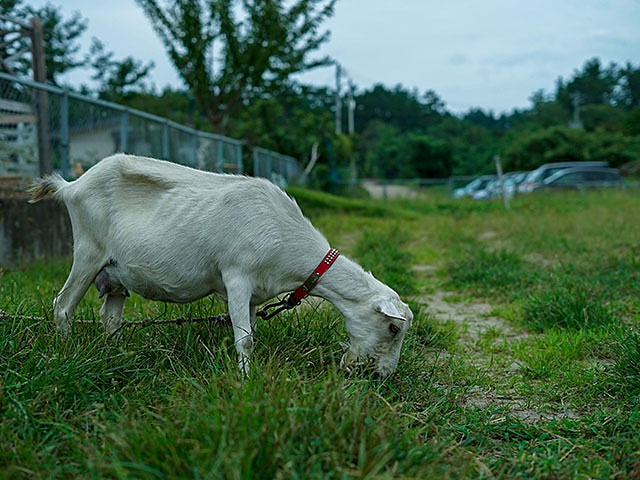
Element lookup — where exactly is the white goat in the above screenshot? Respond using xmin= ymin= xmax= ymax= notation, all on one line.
xmin=29 ymin=154 xmax=413 ymax=375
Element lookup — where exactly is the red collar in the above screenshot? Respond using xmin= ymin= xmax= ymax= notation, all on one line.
xmin=257 ymin=248 xmax=340 ymax=320
xmin=290 ymin=248 xmax=340 ymax=304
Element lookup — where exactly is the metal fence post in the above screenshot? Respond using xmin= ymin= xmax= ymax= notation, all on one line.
xmin=253 ymin=149 xmax=258 ymax=176
xmin=217 ymin=140 xmax=224 ymax=172
xmin=162 ymin=121 xmax=169 ymax=160
xmin=192 ymin=132 xmax=198 ymax=168
xmin=120 ymin=110 xmax=129 ymax=152
xmin=60 ymin=89 xmax=69 ymax=178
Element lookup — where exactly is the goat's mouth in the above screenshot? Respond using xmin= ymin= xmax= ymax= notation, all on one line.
xmin=340 ymin=351 xmax=393 ymax=377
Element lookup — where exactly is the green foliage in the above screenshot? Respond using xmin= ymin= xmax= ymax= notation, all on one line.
xmin=556 ymin=58 xmax=621 ymax=108
xmin=501 ymin=125 xmax=640 ymax=170
xmin=87 ymin=38 xmax=155 ymax=99
xmin=406 ymin=132 xmax=453 ymax=178
xmin=232 ymin=87 xmax=337 ymax=169
xmin=623 ymin=107 xmax=640 ymax=135
xmin=135 ymin=0 xmax=336 ymax=134
xmin=355 ymin=83 xmax=445 ymax=133
xmin=361 ymin=122 xmax=405 ymax=178
xmin=581 ymin=103 xmax=625 ymax=131
xmin=360 ymin=122 xmax=453 ymax=178
xmin=0 ymin=2 xmax=88 ymax=85
xmin=502 ymin=126 xmax=588 ymax=170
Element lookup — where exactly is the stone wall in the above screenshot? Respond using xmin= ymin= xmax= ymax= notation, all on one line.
xmin=0 ymin=197 xmax=72 ymax=266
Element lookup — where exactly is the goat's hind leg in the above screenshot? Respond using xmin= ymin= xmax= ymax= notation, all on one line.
xmin=53 ymin=246 xmax=103 ymax=334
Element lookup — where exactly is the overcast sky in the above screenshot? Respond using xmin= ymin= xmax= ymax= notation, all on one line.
xmin=29 ymin=0 xmax=640 ymax=114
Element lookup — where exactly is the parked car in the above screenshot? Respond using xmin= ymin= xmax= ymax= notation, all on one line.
xmin=518 ymin=162 xmax=609 ymax=193
xmin=540 ymin=167 xmax=622 ymax=191
xmin=452 ymin=175 xmax=496 ymax=199
xmin=471 ymin=171 xmax=529 ymax=201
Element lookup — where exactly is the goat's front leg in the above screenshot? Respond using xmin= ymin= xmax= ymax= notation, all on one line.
xmin=224 ymin=276 xmax=254 ymax=374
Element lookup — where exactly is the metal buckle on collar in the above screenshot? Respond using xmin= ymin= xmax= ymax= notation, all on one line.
xmin=256 ymin=293 xmax=297 ymax=320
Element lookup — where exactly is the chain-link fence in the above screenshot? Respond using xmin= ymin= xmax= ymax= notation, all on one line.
xmin=253 ymin=147 xmax=304 ymax=187
xmin=0 ymin=72 xmax=302 ymax=184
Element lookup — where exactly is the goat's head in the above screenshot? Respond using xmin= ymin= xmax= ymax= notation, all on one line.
xmin=339 ymin=281 xmax=413 ymax=377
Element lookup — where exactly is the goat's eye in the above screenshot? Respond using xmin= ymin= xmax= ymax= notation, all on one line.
xmin=389 ymin=324 xmax=400 ymax=337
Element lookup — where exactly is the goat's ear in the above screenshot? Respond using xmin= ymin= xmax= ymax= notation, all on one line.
xmin=375 ymin=299 xmax=406 ymax=322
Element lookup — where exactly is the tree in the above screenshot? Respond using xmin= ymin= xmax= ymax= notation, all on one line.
xmin=87 ymin=38 xmax=155 ymax=100
xmin=1 ymin=2 xmax=87 ymax=84
xmin=0 ymin=1 xmax=87 ymax=84
xmin=617 ymin=62 xmax=640 ymax=110
xmin=355 ymin=84 xmax=443 ymax=133
xmin=522 ymin=90 xmax=570 ymax=128
xmin=406 ymin=133 xmax=452 ymax=178
xmin=232 ymin=83 xmax=334 ymax=158
xmin=0 ymin=0 xmax=28 ymax=75
xmin=501 ymin=126 xmax=589 ymax=171
xmin=27 ymin=4 xmax=87 ymax=85
xmin=135 ymin=0 xmax=336 ymax=134
xmin=556 ymin=58 xmax=620 ymax=109
xmin=360 ymin=122 xmax=407 ymax=178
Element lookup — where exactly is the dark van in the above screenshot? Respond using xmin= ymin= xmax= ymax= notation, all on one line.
xmin=541 ymin=167 xmax=622 ymax=190
xmin=518 ymin=161 xmax=609 ymax=193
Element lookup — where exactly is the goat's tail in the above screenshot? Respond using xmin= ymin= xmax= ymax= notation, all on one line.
xmin=27 ymin=173 xmax=67 ymax=203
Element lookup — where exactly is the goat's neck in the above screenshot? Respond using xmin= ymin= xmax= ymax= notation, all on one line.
xmin=312 ymin=255 xmax=375 ymax=310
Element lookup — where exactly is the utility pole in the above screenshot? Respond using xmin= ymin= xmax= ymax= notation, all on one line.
xmin=569 ymin=92 xmax=583 ymax=129
xmin=347 ymin=81 xmax=357 ymax=192
xmin=347 ymin=80 xmax=355 ymax=135
xmin=334 ymin=62 xmax=342 ymax=135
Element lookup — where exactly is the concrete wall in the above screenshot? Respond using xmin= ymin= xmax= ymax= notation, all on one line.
xmin=0 ymin=197 xmax=72 ymax=266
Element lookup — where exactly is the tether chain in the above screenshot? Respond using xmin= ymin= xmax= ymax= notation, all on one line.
xmin=0 ymin=310 xmax=230 ymax=327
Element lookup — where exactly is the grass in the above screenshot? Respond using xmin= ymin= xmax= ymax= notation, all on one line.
xmin=2 ymin=188 xmax=640 ymax=478
xmin=521 ymin=282 xmax=620 ymax=332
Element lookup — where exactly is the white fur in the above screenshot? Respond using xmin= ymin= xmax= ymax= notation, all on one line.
xmin=31 ymin=154 xmax=413 ymax=375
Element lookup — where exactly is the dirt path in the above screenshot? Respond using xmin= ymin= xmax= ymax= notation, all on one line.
xmin=361 ymin=180 xmax=419 ymax=199
xmin=418 ymin=291 xmax=581 ymax=423
xmin=421 ymin=291 xmax=526 ymax=342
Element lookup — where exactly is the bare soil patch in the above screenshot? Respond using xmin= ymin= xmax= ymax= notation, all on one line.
xmin=418 ymin=290 xmax=581 ymax=423
xmin=361 ymin=180 xmax=419 ymax=199
xmin=421 ymin=290 xmax=525 ymax=342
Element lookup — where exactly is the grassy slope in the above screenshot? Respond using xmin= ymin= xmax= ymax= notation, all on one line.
xmin=1 ymin=188 xmax=640 ymax=478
